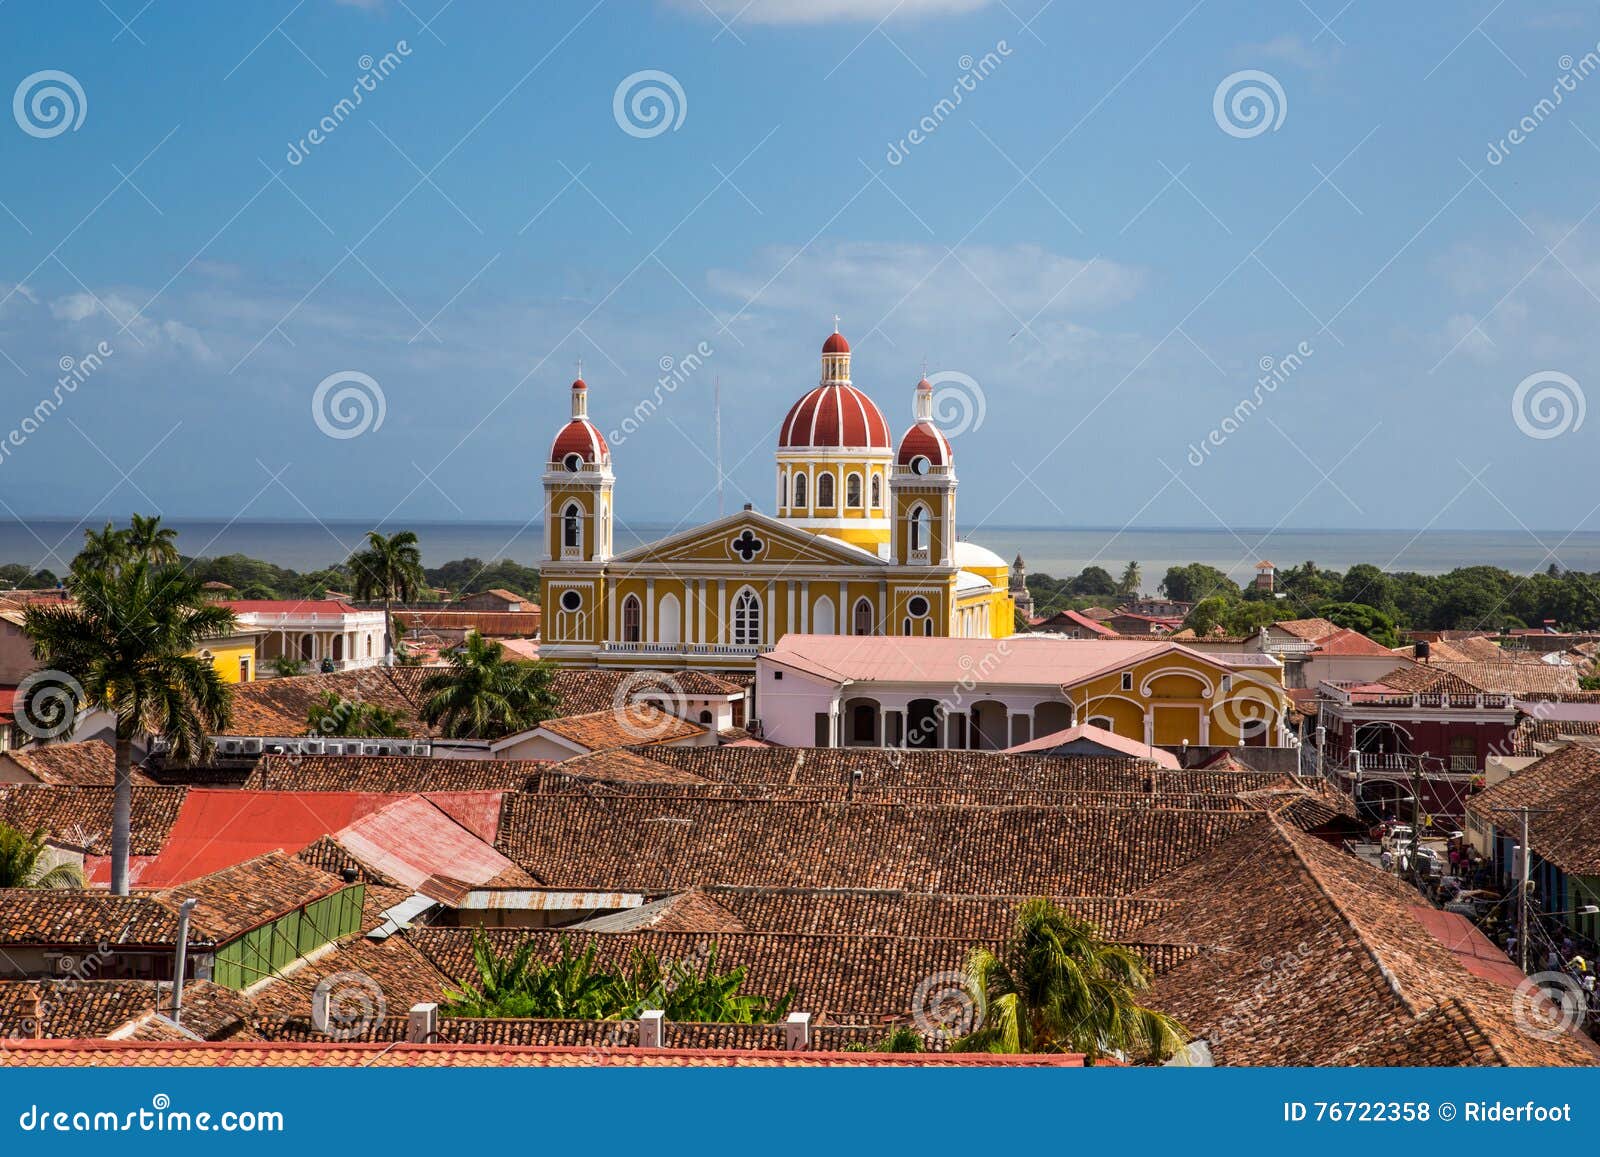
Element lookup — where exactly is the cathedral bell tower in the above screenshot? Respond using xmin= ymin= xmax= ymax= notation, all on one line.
xmin=890 ymin=377 xmax=956 ymax=567
xmin=543 ymin=374 xmax=613 ymax=564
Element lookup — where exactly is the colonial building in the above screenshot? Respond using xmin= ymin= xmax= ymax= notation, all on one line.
xmin=538 ymin=328 xmax=1016 ymax=670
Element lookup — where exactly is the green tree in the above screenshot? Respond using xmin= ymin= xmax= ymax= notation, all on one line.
xmin=1315 ymin=601 xmax=1401 ymax=647
xmin=270 ymin=656 xmax=306 ymax=678
xmin=1159 ymin=563 xmax=1237 ymax=603
xmin=347 ymin=530 xmax=426 ymax=666
xmin=1118 ymin=562 xmax=1142 ymax=599
xmin=1183 ymin=596 xmax=1230 ymax=637
xmin=954 ymin=899 xmax=1186 ymax=1062
xmin=1072 ymin=566 xmax=1118 ymax=598
xmin=305 ymin=691 xmax=407 ymax=738
xmin=22 ymin=560 xmax=236 ymax=895
xmin=124 ymin=513 xmax=179 ymax=566
xmin=71 ymin=522 xmax=128 ymax=580
xmin=0 ymin=822 xmax=86 ymax=888
xmin=846 ymin=1025 xmax=926 ymax=1053
xmin=419 ymin=634 xmax=560 ymax=739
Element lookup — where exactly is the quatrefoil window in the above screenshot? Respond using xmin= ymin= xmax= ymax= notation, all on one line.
xmin=730 ymin=529 xmax=765 ymax=562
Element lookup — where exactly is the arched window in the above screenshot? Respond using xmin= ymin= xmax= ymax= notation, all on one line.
xmin=1088 ymin=716 xmax=1114 ymax=731
xmin=733 ymin=588 xmax=762 ymax=646
xmin=562 ymin=503 xmax=582 ymax=549
xmin=852 ymin=597 xmax=874 ymax=636
xmin=778 ymin=471 xmax=787 ymax=510
xmin=845 ymin=472 xmax=862 ymax=507
xmin=812 ymin=595 xmax=835 ymax=635
xmin=793 ymin=472 xmax=808 ymax=508
xmin=657 ymin=593 xmax=681 ymax=644
xmin=869 ymin=472 xmax=882 ymax=509
xmin=621 ymin=595 xmax=642 ymax=642
xmin=909 ymin=504 xmax=930 ymax=553
xmin=817 ymin=472 xmax=835 ymax=507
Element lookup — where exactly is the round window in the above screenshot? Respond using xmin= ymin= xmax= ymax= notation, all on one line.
xmin=908 ymin=595 xmax=929 ymax=617
xmin=910 ymin=455 xmax=930 ymax=476
xmin=562 ymin=453 xmax=584 ymax=472
xmin=559 ymin=590 xmax=582 ymax=612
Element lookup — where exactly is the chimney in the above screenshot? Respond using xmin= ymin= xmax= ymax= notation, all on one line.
xmin=25 ymin=991 xmax=42 ymax=1039
xmin=311 ymin=985 xmax=331 ymax=1033
xmin=341 ymin=867 xmax=358 ymax=884
xmin=638 ymin=1009 xmax=665 ymax=1049
xmin=408 ymin=1002 xmax=438 ymax=1044
xmin=783 ymin=1011 xmax=812 ymax=1051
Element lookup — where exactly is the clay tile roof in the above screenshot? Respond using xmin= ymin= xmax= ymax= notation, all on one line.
xmin=537 ymin=705 xmax=706 ymax=752
xmin=224 ymin=667 xmax=432 ymax=738
xmin=1272 ymin=617 xmax=1343 ymax=642
xmin=1429 ymin=661 xmax=1580 ymax=695
xmin=1468 ymin=743 xmax=1600 ymax=877
xmin=1131 ymin=817 xmax=1594 ymax=1066
xmin=245 ymin=933 xmax=455 ymax=1023
xmin=0 ymin=1039 xmax=1087 ymax=1067
xmin=543 ymin=749 xmax=711 ymax=786
xmin=1505 ymin=716 xmax=1600 ymax=756
xmin=0 ymin=785 xmax=187 ymax=855
xmin=155 ymin=852 xmax=346 ymax=943
xmin=1 ymin=740 xmax=150 ymax=787
xmin=245 ymin=754 xmax=543 ymax=792
xmin=0 ymin=979 xmax=251 ymax=1042
xmin=0 ymin=890 xmax=199 ymax=948
xmin=1369 ymin=664 xmax=1487 ymax=696
xmin=1313 ymin=628 xmax=1397 ymax=657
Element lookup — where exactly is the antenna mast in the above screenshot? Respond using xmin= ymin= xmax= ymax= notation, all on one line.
xmin=714 ymin=375 xmax=724 ymax=517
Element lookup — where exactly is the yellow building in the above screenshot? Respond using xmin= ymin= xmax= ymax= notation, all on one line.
xmin=195 ymin=629 xmax=262 ymax=684
xmin=539 ymin=327 xmax=1015 ymax=669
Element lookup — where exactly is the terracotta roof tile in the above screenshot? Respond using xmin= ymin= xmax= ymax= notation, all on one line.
xmin=538 ymin=705 xmax=706 ymax=752
xmin=1467 ymin=743 xmax=1600 ymax=876
xmin=0 ymin=890 xmax=199 ymax=948
xmin=1 ymin=740 xmax=151 ymax=786
xmin=154 ymin=852 xmax=348 ymax=943
xmin=0 ymin=785 xmax=186 ymax=855
xmin=246 ymin=754 xmax=542 ymax=792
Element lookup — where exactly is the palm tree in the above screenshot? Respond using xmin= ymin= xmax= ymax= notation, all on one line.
xmin=419 ymin=634 xmax=559 ymax=739
xmin=71 ymin=521 xmax=127 ymax=580
xmin=1119 ymin=561 xmax=1142 ymax=599
xmin=0 ymin=822 xmax=85 ymax=888
xmin=954 ymin=898 xmax=1186 ymax=1062
xmin=124 ymin=513 xmax=180 ymax=566
xmin=347 ymin=530 xmax=426 ymax=666
xmin=22 ymin=560 xmax=236 ymax=895
xmin=306 ymin=691 xmax=406 ymax=738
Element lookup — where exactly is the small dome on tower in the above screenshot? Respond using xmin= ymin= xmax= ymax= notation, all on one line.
xmin=896 ymin=377 xmax=952 ymax=468
xmin=822 ymin=330 xmax=850 ymax=354
xmin=549 ymin=376 xmax=608 ymax=465
xmin=777 ymin=326 xmax=890 ymax=450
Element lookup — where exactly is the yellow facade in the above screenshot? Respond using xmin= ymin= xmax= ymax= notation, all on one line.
xmin=1066 ymin=648 xmax=1288 ymax=747
xmin=539 ymin=331 xmax=1015 ymax=670
xmin=197 ymin=632 xmax=260 ymax=684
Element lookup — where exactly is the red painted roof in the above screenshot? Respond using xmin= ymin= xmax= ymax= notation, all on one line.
xmin=550 ymin=418 xmax=608 ymax=463
xmin=1314 ymin=628 xmax=1396 ymax=656
xmin=332 ymin=795 xmax=522 ymax=893
xmin=779 ymin=384 xmax=890 ymax=450
xmin=0 ymin=688 xmax=14 ymax=723
xmin=897 ymin=420 xmax=952 ymax=467
xmin=226 ymin=599 xmax=361 ymax=615
xmin=822 ymin=331 xmax=850 ymax=354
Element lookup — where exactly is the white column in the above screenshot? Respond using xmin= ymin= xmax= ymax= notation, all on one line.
xmin=1143 ymin=713 xmax=1155 ymax=746
xmin=800 ymin=581 xmax=810 ymax=633
xmin=787 ymin=584 xmax=796 ymax=638
xmin=717 ymin=580 xmax=727 ymax=644
xmin=1200 ymin=712 xmax=1211 ymax=745
xmin=608 ymin=580 xmax=618 ymax=642
xmin=645 ymin=577 xmax=656 ymax=641
xmin=838 ymin=581 xmax=848 ymax=631
xmin=877 ymin=581 xmax=886 ymax=636
xmin=697 ymin=580 xmax=707 ymax=644
xmin=765 ymin=580 xmax=775 ymax=645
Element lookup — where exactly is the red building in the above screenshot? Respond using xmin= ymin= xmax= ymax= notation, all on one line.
xmin=1315 ymin=665 xmax=1515 ymax=821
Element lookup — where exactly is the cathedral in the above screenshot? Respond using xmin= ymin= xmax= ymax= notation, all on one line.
xmin=538 ymin=326 xmax=1016 ymax=669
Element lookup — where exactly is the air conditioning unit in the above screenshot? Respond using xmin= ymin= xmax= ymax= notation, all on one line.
xmin=300 ymin=739 xmax=324 ymax=755
xmin=240 ymin=738 xmax=263 ymax=755
xmin=361 ymin=743 xmax=383 ymax=757
xmin=399 ymin=743 xmax=430 ymax=757
xmin=218 ymin=739 xmax=244 ymax=756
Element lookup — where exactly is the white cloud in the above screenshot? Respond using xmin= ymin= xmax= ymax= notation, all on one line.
xmin=49 ymin=291 xmax=217 ymax=362
xmin=676 ymin=0 xmax=994 ymax=25
xmin=707 ymin=241 xmax=1141 ymax=339
xmin=1238 ymin=34 xmax=1338 ymax=71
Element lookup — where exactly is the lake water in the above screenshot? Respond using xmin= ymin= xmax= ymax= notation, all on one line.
xmin=3 ymin=518 xmax=1596 ymax=581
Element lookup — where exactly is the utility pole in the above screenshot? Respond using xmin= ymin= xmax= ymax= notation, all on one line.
xmin=1492 ymin=804 xmax=1553 ymax=975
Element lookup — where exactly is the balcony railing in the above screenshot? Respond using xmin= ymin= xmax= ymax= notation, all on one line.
xmin=602 ymin=642 xmax=771 ymax=656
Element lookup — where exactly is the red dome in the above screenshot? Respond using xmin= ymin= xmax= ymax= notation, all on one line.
xmin=822 ymin=331 xmax=850 ymax=354
xmin=550 ymin=419 xmax=607 ymax=463
xmin=779 ymin=384 xmax=891 ymax=450
xmin=897 ymin=421 xmax=952 ymax=467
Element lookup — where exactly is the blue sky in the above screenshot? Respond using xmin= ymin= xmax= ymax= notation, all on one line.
xmin=0 ymin=0 xmax=1596 ymax=540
